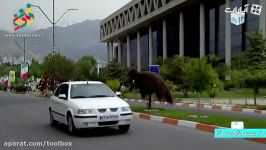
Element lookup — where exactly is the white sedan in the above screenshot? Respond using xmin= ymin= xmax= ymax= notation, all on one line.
xmin=49 ymin=81 xmax=132 ymax=135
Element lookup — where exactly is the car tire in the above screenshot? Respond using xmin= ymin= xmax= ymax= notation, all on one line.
xmin=49 ymin=109 xmax=57 ymax=126
xmin=118 ymin=125 xmax=130 ymax=133
xmin=67 ymin=115 xmax=77 ymax=135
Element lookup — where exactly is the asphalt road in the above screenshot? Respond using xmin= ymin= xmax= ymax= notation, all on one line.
xmin=0 ymin=92 xmax=265 ymax=150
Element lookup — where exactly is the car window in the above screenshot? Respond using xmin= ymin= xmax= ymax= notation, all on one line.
xmin=60 ymin=84 xmax=69 ymax=98
xmin=54 ymin=84 xmax=69 ymax=98
xmin=70 ymin=84 xmax=115 ymax=99
xmin=54 ymin=86 xmax=62 ymax=97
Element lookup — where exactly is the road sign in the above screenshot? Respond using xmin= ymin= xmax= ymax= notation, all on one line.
xmin=148 ymin=65 xmax=160 ymax=75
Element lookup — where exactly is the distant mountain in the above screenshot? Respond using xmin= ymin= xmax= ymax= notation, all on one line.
xmin=0 ymin=20 xmax=107 ymax=61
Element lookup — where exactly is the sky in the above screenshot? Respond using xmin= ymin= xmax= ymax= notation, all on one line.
xmin=0 ymin=0 xmax=131 ymax=32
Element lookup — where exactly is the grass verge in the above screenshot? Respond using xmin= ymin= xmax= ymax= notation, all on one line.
xmin=131 ymin=106 xmax=266 ymax=128
xmin=124 ymin=88 xmax=266 ymax=99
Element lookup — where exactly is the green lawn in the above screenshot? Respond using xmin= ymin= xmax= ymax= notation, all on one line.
xmin=124 ymin=88 xmax=266 ymax=99
xmin=131 ymin=106 xmax=266 ymax=128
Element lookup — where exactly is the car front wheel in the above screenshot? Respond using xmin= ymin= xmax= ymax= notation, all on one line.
xmin=67 ymin=115 xmax=77 ymax=135
xmin=118 ymin=125 xmax=130 ymax=133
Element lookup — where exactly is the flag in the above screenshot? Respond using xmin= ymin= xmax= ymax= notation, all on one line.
xmin=3 ymin=75 xmax=8 ymax=86
xmin=21 ymin=63 xmax=29 ymax=79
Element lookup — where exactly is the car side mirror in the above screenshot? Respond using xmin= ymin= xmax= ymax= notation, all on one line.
xmin=115 ymin=92 xmax=121 ymax=96
xmin=58 ymin=94 xmax=67 ymax=100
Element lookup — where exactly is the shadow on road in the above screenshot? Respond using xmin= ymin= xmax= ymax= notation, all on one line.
xmin=51 ymin=123 xmax=126 ymax=138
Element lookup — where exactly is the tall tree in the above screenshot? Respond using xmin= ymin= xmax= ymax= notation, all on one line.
xmin=75 ymin=56 xmax=97 ymax=80
xmin=246 ymin=31 xmax=266 ymax=69
xmin=161 ymin=56 xmax=190 ymax=97
xmin=244 ymin=69 xmax=266 ymax=105
xmin=185 ymin=58 xmax=221 ymax=112
xmin=29 ymin=59 xmax=43 ymax=78
xmin=42 ymin=53 xmax=75 ymax=83
xmin=106 ymin=59 xmax=128 ymax=84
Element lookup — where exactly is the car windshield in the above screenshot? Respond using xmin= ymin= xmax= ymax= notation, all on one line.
xmin=70 ymin=84 xmax=115 ymax=99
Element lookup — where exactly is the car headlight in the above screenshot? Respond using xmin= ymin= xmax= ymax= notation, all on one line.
xmin=121 ymin=106 xmax=131 ymax=112
xmin=77 ymin=109 xmax=96 ymax=114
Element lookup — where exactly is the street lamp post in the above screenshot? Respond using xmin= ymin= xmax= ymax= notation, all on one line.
xmin=14 ymin=37 xmax=26 ymax=63
xmin=31 ymin=0 xmax=78 ymax=52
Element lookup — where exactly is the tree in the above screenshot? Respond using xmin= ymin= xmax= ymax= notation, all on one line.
xmin=106 ymin=59 xmax=128 ymax=84
xmin=245 ymin=31 xmax=266 ymax=70
xmin=244 ymin=69 xmax=266 ymax=105
xmin=29 ymin=59 xmax=43 ymax=78
xmin=161 ymin=56 xmax=190 ymax=97
xmin=208 ymin=80 xmax=223 ymax=104
xmin=185 ymin=58 xmax=220 ymax=112
xmin=75 ymin=56 xmax=97 ymax=80
xmin=232 ymin=53 xmax=249 ymax=70
xmin=42 ymin=53 xmax=75 ymax=83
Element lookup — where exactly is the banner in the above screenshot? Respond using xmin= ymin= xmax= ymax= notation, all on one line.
xmin=9 ymin=71 xmax=16 ymax=82
xmin=3 ymin=75 xmax=8 ymax=86
xmin=21 ymin=63 xmax=29 ymax=79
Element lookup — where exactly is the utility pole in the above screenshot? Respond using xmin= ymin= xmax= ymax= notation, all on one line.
xmin=23 ymin=37 xmax=26 ymax=63
xmin=31 ymin=1 xmax=78 ymax=53
xmin=53 ymin=0 xmax=55 ymax=52
xmin=14 ymin=38 xmax=26 ymax=64
xmin=11 ymin=52 xmax=13 ymax=66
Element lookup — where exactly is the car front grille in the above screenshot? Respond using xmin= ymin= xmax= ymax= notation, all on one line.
xmin=98 ymin=121 xmax=118 ymax=126
xmin=110 ymin=108 xmax=118 ymax=112
xmin=98 ymin=109 xmax=107 ymax=113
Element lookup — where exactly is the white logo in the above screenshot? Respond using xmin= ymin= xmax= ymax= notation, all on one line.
xmin=250 ymin=4 xmax=263 ymax=15
xmin=225 ymin=4 xmax=262 ymax=26
xmin=231 ymin=121 xmax=244 ymax=129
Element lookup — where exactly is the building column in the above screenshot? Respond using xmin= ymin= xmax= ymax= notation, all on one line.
xmin=149 ymin=26 xmax=153 ymax=65
xmin=225 ymin=0 xmax=232 ymax=68
xmin=118 ymin=41 xmax=122 ymax=63
xmin=110 ymin=41 xmax=114 ymax=60
xmin=127 ymin=35 xmax=131 ymax=68
xmin=163 ymin=20 xmax=167 ymax=59
xmin=107 ymin=42 xmax=110 ymax=62
xmin=137 ymin=31 xmax=141 ymax=72
xmin=111 ymin=42 xmax=115 ymax=60
xmin=179 ymin=12 xmax=184 ymax=57
xmin=200 ymin=3 xmax=205 ymax=58
xmin=260 ymin=0 xmax=266 ymax=37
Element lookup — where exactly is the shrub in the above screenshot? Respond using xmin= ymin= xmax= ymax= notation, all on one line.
xmin=165 ymin=80 xmax=178 ymax=93
xmin=106 ymin=80 xmax=120 ymax=92
xmin=14 ymin=85 xmax=27 ymax=93
xmin=257 ymin=105 xmax=266 ymax=110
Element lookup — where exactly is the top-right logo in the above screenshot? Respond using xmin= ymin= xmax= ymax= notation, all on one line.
xmin=225 ymin=4 xmax=263 ymax=26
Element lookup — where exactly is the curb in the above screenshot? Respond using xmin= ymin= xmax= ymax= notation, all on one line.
xmin=133 ymin=112 xmax=266 ymax=144
xmin=125 ymin=99 xmax=266 ymax=115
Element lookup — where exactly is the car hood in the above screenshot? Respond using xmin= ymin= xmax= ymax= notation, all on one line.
xmin=70 ymin=97 xmax=129 ymax=109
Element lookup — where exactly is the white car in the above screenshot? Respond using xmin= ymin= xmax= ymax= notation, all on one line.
xmin=49 ymin=81 xmax=132 ymax=135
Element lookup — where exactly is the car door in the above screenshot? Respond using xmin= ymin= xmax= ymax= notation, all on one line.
xmin=51 ymin=85 xmax=63 ymax=121
xmin=57 ymin=84 xmax=69 ymax=124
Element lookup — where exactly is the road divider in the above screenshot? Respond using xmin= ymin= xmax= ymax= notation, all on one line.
xmin=124 ymin=99 xmax=266 ymax=115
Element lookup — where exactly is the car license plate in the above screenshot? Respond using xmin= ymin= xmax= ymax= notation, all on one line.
xmin=100 ymin=115 xmax=118 ymax=121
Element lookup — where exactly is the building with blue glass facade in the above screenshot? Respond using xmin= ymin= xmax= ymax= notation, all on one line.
xmin=100 ymin=0 xmax=266 ymax=71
